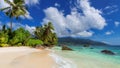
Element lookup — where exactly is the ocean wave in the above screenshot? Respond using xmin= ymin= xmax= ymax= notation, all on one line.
xmin=49 ymin=53 xmax=77 ymax=68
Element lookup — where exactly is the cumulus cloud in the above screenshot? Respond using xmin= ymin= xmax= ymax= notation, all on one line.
xmin=105 ymin=31 xmax=114 ymax=35
xmin=71 ymin=31 xmax=93 ymax=37
xmin=43 ymin=0 xmax=106 ymax=37
xmin=25 ymin=25 xmax=35 ymax=34
xmin=6 ymin=22 xmax=35 ymax=34
xmin=43 ymin=7 xmax=68 ymax=37
xmin=114 ymin=21 xmax=120 ymax=27
xmin=25 ymin=0 xmax=39 ymax=6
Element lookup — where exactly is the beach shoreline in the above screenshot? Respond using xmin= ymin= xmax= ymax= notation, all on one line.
xmin=0 ymin=46 xmax=76 ymax=68
xmin=52 ymin=46 xmax=120 ymax=68
xmin=0 ymin=46 xmax=120 ymax=68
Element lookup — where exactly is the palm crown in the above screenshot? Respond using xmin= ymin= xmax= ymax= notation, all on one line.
xmin=1 ymin=0 xmax=26 ymax=19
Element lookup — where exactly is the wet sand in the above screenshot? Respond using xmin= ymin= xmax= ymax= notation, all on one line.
xmin=0 ymin=47 xmax=55 ymax=68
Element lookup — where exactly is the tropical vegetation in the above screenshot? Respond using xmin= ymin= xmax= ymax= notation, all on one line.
xmin=34 ymin=22 xmax=58 ymax=47
xmin=0 ymin=23 xmax=57 ymax=47
xmin=0 ymin=0 xmax=58 ymax=47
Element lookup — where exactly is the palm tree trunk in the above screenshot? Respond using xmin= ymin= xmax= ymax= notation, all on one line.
xmin=10 ymin=18 xmax=13 ymax=32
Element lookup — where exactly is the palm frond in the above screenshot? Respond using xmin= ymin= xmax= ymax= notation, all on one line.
xmin=0 ymin=7 xmax=11 ymax=11
xmin=4 ymin=0 xmax=15 ymax=7
xmin=13 ymin=0 xmax=24 ymax=4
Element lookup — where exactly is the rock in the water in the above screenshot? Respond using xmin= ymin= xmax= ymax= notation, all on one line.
xmin=90 ymin=48 xmax=94 ymax=49
xmin=101 ymin=50 xmax=115 ymax=55
xmin=62 ymin=45 xmax=73 ymax=51
xmin=83 ymin=44 xmax=90 ymax=47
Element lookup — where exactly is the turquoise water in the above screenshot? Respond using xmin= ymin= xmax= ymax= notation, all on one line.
xmin=52 ymin=45 xmax=120 ymax=68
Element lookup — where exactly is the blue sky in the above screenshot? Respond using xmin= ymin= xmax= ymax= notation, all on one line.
xmin=0 ymin=0 xmax=120 ymax=45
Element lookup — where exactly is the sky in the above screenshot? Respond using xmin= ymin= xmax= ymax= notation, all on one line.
xmin=0 ymin=0 xmax=120 ymax=45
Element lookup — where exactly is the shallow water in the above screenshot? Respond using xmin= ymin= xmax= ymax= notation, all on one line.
xmin=52 ymin=45 xmax=120 ymax=68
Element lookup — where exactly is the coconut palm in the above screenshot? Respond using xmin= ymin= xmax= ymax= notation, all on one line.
xmin=34 ymin=22 xmax=58 ymax=46
xmin=0 ymin=0 xmax=27 ymax=31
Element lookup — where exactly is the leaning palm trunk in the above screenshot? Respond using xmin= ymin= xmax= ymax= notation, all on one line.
xmin=10 ymin=18 xmax=13 ymax=32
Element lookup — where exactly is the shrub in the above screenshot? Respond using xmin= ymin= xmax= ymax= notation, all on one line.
xmin=26 ymin=39 xmax=43 ymax=47
xmin=9 ymin=27 xmax=31 ymax=46
xmin=0 ymin=44 xmax=9 ymax=47
xmin=0 ymin=32 xmax=8 ymax=44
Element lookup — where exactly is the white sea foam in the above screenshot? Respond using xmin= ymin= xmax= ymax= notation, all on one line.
xmin=49 ymin=53 xmax=77 ymax=68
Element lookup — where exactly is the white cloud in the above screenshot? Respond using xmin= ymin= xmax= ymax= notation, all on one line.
xmin=103 ymin=5 xmax=119 ymax=15
xmin=104 ymin=5 xmax=117 ymax=10
xmin=0 ymin=21 xmax=2 ymax=30
xmin=20 ymin=11 xmax=33 ymax=20
xmin=6 ymin=22 xmax=35 ymax=34
xmin=71 ymin=31 xmax=93 ymax=37
xmin=114 ymin=21 xmax=120 ymax=27
xmin=25 ymin=25 xmax=35 ymax=34
xmin=104 ymin=6 xmax=111 ymax=9
xmin=7 ymin=22 xmax=24 ymax=29
xmin=0 ymin=0 xmax=10 ymax=8
xmin=55 ymin=3 xmax=60 ymax=7
xmin=43 ymin=7 xmax=68 ymax=37
xmin=0 ymin=0 xmax=39 ymax=8
xmin=107 ymin=9 xmax=119 ymax=15
xmin=43 ymin=0 xmax=106 ymax=37
xmin=25 ymin=0 xmax=39 ymax=6
xmin=105 ymin=31 xmax=114 ymax=35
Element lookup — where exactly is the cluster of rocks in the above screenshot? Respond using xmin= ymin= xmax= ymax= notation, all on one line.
xmin=61 ymin=44 xmax=116 ymax=55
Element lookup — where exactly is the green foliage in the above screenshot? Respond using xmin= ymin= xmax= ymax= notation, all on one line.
xmin=0 ymin=34 xmax=8 ymax=44
xmin=34 ymin=22 xmax=58 ymax=47
xmin=9 ymin=27 xmax=31 ymax=46
xmin=0 ymin=26 xmax=8 ymax=44
xmin=0 ymin=22 xmax=58 ymax=47
xmin=26 ymin=39 xmax=43 ymax=47
xmin=0 ymin=25 xmax=9 ymax=47
xmin=0 ymin=44 xmax=9 ymax=47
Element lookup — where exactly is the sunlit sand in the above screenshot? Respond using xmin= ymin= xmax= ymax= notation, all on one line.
xmin=0 ymin=47 xmax=55 ymax=68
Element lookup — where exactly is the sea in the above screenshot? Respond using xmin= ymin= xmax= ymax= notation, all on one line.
xmin=50 ymin=45 xmax=120 ymax=68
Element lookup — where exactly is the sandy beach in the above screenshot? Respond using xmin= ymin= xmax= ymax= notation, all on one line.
xmin=0 ymin=46 xmax=120 ymax=68
xmin=0 ymin=47 xmax=55 ymax=68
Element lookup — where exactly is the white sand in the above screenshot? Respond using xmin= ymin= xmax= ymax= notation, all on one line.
xmin=0 ymin=47 xmax=55 ymax=68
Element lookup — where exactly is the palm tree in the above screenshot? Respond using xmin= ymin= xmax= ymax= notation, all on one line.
xmin=34 ymin=22 xmax=58 ymax=46
xmin=0 ymin=0 xmax=27 ymax=31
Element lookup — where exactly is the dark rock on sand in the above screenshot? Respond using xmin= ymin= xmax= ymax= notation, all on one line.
xmin=101 ymin=50 xmax=115 ymax=55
